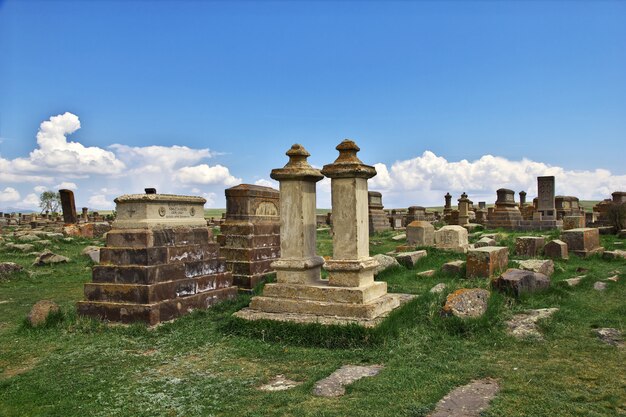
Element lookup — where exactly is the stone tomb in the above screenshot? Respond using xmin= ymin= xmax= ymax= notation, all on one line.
xmin=368 ymin=191 xmax=391 ymax=234
xmin=235 ymin=142 xmax=412 ymax=327
xmin=466 ymin=246 xmax=509 ymax=279
xmin=406 ymin=220 xmax=434 ymax=246
xmin=77 ymin=193 xmax=237 ymax=325
xmin=561 ymin=227 xmax=604 ymax=257
xmin=486 ymin=189 xmax=523 ymax=229
xmin=434 ymin=225 xmax=469 ymax=253
xmin=514 ymin=236 xmax=545 ymax=257
xmin=217 ymin=184 xmax=280 ymax=290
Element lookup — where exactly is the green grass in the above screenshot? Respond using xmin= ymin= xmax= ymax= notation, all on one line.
xmin=0 ymin=228 xmax=624 ymax=416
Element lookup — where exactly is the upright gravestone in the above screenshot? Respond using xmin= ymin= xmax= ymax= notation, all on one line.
xmin=217 ymin=184 xmax=280 ymax=290
xmin=77 ymin=192 xmax=237 ymax=325
xmin=537 ymin=176 xmax=556 ymax=220
xmin=519 ymin=191 xmax=527 ymax=207
xmin=368 ymin=191 xmax=391 ymax=234
xmin=458 ymin=192 xmax=470 ymax=226
xmin=59 ymin=189 xmax=78 ymax=224
xmin=81 ymin=207 xmax=89 ymax=221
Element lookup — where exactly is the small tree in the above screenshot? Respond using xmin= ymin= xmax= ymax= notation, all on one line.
xmin=39 ymin=191 xmax=61 ymax=214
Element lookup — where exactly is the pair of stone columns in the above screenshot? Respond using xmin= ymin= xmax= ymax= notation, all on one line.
xmin=271 ymin=140 xmax=377 ymax=289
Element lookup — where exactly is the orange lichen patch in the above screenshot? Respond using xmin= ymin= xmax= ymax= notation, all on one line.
xmin=442 ymin=289 xmax=472 ymax=313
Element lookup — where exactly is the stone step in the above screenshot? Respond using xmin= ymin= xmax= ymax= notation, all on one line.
xmin=92 ymin=259 xmax=228 ymax=284
xmin=77 ymin=286 xmax=238 ymax=325
xmin=99 ymin=243 xmax=220 ymax=266
xmin=219 ymin=246 xmax=280 ymax=262
xmin=84 ymin=272 xmax=233 ymax=303
xmin=216 ymin=233 xmax=280 ymax=248
xmin=262 ymin=281 xmax=387 ymax=304
xmin=249 ymin=292 xmax=400 ymax=319
xmin=106 ymin=227 xmax=212 ymax=248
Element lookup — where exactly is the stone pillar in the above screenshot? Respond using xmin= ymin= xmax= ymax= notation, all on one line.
xmin=81 ymin=207 xmax=89 ymax=221
xmin=59 ymin=189 xmax=77 ymax=224
xmin=537 ymin=176 xmax=556 ymax=220
xmin=458 ymin=192 xmax=470 ymax=226
xmin=368 ymin=191 xmax=391 ymax=234
xmin=269 ymin=144 xmax=325 ymax=284
xmin=321 ymin=139 xmax=378 ymax=287
xmin=478 ymin=202 xmax=486 ymax=210
xmin=519 ymin=191 xmax=527 ymax=207
xmin=486 ymin=189 xmax=523 ymax=230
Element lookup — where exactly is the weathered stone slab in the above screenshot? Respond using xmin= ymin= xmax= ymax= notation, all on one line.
xmin=603 ymin=250 xmax=626 ymax=260
xmin=506 ymin=308 xmax=558 ymax=339
xmin=544 ymin=239 xmax=568 ymax=260
xmin=417 ymin=270 xmax=436 ymax=277
xmin=406 ymin=221 xmax=434 ymax=246
xmin=434 ymin=225 xmax=469 ymax=253
xmin=442 ymin=289 xmax=489 ymax=318
xmin=391 ymin=233 xmax=406 ymax=241
xmin=593 ymin=281 xmax=607 ymax=291
xmin=563 ymin=276 xmax=584 ymax=287
xmin=466 ymin=246 xmax=508 ymax=279
xmin=516 ymin=259 xmax=554 ymax=277
xmin=441 ymin=260 xmax=465 ymax=276
xmin=514 ymin=236 xmax=545 ymax=257
xmin=430 ymin=283 xmax=447 ymax=293
xmin=312 ymin=365 xmax=383 ymax=397
xmin=492 ymin=268 xmax=550 ymax=296
xmin=113 ymin=193 xmax=207 ymax=229
xmin=561 ymin=228 xmax=604 ymax=257
xmin=592 ymin=328 xmax=624 ymax=348
xmin=33 ymin=250 xmax=69 ymax=266
xmin=396 ymin=250 xmax=427 ymax=268
xmin=563 ymin=215 xmax=585 ymax=230
xmin=474 ymin=237 xmax=496 ymax=248
xmin=429 ymin=378 xmax=500 ymax=417
xmin=372 ymin=254 xmax=400 ymax=275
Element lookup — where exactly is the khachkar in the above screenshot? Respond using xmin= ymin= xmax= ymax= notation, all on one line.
xmin=77 ymin=192 xmax=237 ymax=325
xmin=217 ymin=184 xmax=280 ymax=290
xmin=368 ymin=191 xmax=391 ymax=234
xmin=59 ymin=189 xmax=78 ymax=224
xmin=235 ymin=142 xmax=411 ymax=327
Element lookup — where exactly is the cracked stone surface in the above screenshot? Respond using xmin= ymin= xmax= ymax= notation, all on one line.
xmin=593 ymin=328 xmax=624 ymax=348
xmin=429 ymin=378 xmax=500 ymax=417
xmin=430 ymin=283 xmax=447 ymax=294
xmin=258 ymin=375 xmax=301 ymax=391
xmin=312 ymin=365 xmax=383 ymax=397
xmin=506 ymin=308 xmax=559 ymax=339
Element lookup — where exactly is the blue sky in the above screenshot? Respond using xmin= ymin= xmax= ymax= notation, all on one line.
xmin=1 ymin=0 xmax=625 ymax=210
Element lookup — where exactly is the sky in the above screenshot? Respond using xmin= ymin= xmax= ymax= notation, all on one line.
xmin=1 ymin=0 xmax=625 ymax=211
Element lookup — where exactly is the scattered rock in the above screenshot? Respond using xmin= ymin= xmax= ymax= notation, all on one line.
xmin=430 ymin=283 xmax=447 ymax=294
xmin=27 ymin=300 xmax=59 ymax=326
xmin=493 ymin=268 xmax=550 ymax=296
xmin=441 ymin=288 xmax=489 ymax=318
xmin=258 ymin=375 xmax=301 ymax=391
xmin=474 ymin=237 xmax=496 ymax=248
xmin=0 ymin=262 xmax=22 ymax=277
xmin=429 ymin=378 xmax=500 ymax=417
xmin=576 ymin=267 xmax=589 ymax=273
xmin=396 ymin=250 xmax=427 ymax=268
xmin=417 ymin=270 xmax=436 ymax=278
xmin=18 ymin=234 xmax=41 ymax=242
xmin=82 ymin=246 xmax=101 ymax=263
xmin=618 ymin=229 xmax=626 ymax=239
xmin=372 ymin=254 xmax=400 ymax=275
xmin=592 ymin=328 xmax=624 ymax=348
xmin=563 ymin=276 xmax=584 ymax=287
xmin=35 ymin=240 xmax=52 ymax=246
xmin=544 ymin=239 xmax=568 ymax=259
xmin=312 ymin=365 xmax=384 ymax=397
xmin=61 ymin=237 xmax=74 ymax=243
xmin=391 ymin=233 xmax=406 ymax=241
xmin=593 ymin=281 xmax=607 ymax=291
xmin=33 ymin=250 xmax=70 ymax=266
xmin=603 ymin=250 xmax=626 ymax=260
xmin=506 ymin=308 xmax=559 ymax=339
xmin=606 ymin=275 xmax=619 ymax=283
xmin=516 ymin=259 xmax=554 ymax=277
xmin=5 ymin=243 xmax=35 ymax=253
xmin=441 ymin=260 xmax=465 ymax=276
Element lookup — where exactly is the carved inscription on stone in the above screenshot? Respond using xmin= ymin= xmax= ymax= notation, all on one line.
xmin=370 ymin=196 xmax=382 ymax=205
xmin=255 ymin=201 xmax=278 ymax=216
xmin=166 ymin=203 xmax=194 ymax=218
xmin=537 ymin=177 xmax=555 ymax=211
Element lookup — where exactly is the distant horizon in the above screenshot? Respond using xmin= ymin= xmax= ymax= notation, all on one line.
xmin=1 ymin=1 xmax=625 ymax=211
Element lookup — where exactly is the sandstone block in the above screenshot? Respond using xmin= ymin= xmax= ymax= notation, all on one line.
xmin=603 ymin=250 xmax=626 ymax=260
xmin=516 ymin=259 xmax=554 ymax=277
xmin=372 ymin=254 xmax=400 ymax=275
xmin=434 ymin=226 xmax=469 ymax=253
xmin=514 ymin=236 xmax=545 ymax=257
xmin=561 ymin=228 xmax=603 ymax=257
xmin=406 ymin=221 xmax=434 ymax=246
xmin=544 ymin=239 xmax=568 ymax=260
xmin=492 ymin=268 xmax=550 ymax=296
xmin=563 ymin=216 xmax=585 ymax=230
xmin=395 ymin=250 xmax=427 ymax=268
xmin=28 ymin=300 xmax=59 ymax=326
xmin=474 ymin=237 xmax=496 ymax=248
xmin=442 ymin=288 xmax=489 ymax=318
xmin=441 ymin=260 xmax=465 ymax=276
xmin=466 ymin=246 xmax=509 ymax=279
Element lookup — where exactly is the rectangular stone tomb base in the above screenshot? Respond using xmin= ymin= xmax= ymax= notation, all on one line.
xmin=233 ymin=281 xmax=415 ymax=327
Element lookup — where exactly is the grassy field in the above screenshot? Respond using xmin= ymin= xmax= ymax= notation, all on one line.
xmin=0 ymin=227 xmax=624 ymax=416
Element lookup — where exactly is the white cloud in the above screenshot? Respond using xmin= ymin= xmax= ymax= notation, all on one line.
xmin=109 ymin=144 xmax=214 ymax=172
xmin=12 ymin=112 xmax=125 ymax=175
xmin=55 ymin=181 xmax=78 ymax=190
xmin=0 ymin=187 xmax=21 ymax=203
xmin=88 ymin=194 xmax=114 ymax=209
xmin=34 ymin=185 xmax=48 ymax=193
xmin=174 ymin=164 xmax=241 ymax=186
xmin=369 ymin=150 xmax=626 ymax=207
xmin=20 ymin=193 xmax=40 ymax=208
xmin=254 ymin=178 xmax=278 ymax=189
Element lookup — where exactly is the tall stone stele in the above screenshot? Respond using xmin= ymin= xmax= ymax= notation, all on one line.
xmin=77 ymin=192 xmax=238 ymax=325
xmin=235 ymin=142 xmax=410 ymax=326
xmin=59 ymin=189 xmax=78 ymax=224
xmin=458 ymin=192 xmax=470 ymax=226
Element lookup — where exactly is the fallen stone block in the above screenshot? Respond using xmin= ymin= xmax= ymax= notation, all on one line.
xmin=441 ymin=288 xmax=489 ymax=318
xmin=516 ymin=259 xmax=554 ymax=277
xmin=492 ymin=268 xmax=550 ymax=296
xmin=33 ymin=250 xmax=70 ymax=266
xmin=430 ymin=283 xmax=447 ymax=294
xmin=592 ymin=328 xmax=624 ymax=348
xmin=429 ymin=378 xmax=500 ymax=417
xmin=372 ymin=254 xmax=400 ymax=275
xmin=543 ymin=239 xmax=568 ymax=260
xmin=466 ymin=246 xmax=508 ymax=279
xmin=391 ymin=233 xmax=406 ymax=241
xmin=417 ymin=269 xmax=435 ymax=278
xmin=441 ymin=260 xmax=465 ymax=276
xmin=0 ymin=262 xmax=22 ymax=277
xmin=474 ymin=237 xmax=496 ymax=248
xmin=603 ymin=250 xmax=626 ymax=260
xmin=396 ymin=250 xmax=427 ymax=268
xmin=514 ymin=236 xmax=545 ymax=257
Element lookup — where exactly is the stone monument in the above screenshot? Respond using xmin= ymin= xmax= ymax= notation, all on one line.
xmin=458 ymin=192 xmax=470 ymax=226
xmin=486 ymin=189 xmax=523 ymax=229
xmin=59 ymin=189 xmax=77 ymax=224
xmin=368 ymin=191 xmax=391 ymax=234
xmin=537 ymin=176 xmax=556 ymax=220
xmin=77 ymin=192 xmax=237 ymax=325
xmin=235 ymin=142 xmax=411 ymax=326
xmin=217 ymin=184 xmax=280 ymax=290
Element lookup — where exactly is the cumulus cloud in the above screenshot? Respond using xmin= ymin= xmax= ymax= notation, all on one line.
xmin=55 ymin=182 xmax=78 ymax=190
xmin=369 ymin=151 xmax=626 ymax=207
xmin=33 ymin=186 xmax=48 ymax=193
xmin=88 ymin=194 xmax=114 ymax=209
xmin=254 ymin=178 xmax=278 ymax=189
xmin=174 ymin=164 xmax=241 ymax=186
xmin=0 ymin=187 xmax=20 ymax=203
xmin=20 ymin=193 xmax=40 ymax=208
xmin=12 ymin=112 xmax=125 ymax=175
xmin=109 ymin=144 xmax=215 ymax=173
